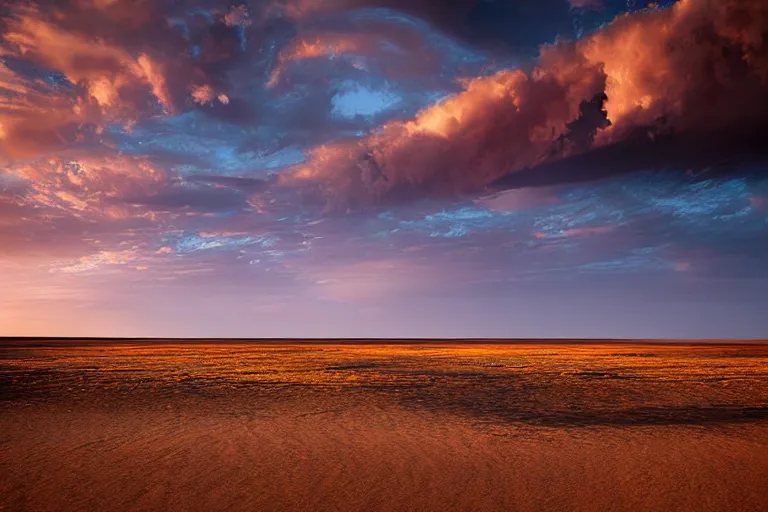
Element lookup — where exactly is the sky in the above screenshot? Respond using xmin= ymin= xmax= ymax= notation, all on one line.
xmin=1 ymin=0 xmax=767 ymax=339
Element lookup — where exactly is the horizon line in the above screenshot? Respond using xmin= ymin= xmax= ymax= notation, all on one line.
xmin=1 ymin=337 xmax=767 ymax=346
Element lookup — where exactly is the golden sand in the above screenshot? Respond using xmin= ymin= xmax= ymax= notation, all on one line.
xmin=2 ymin=342 xmax=767 ymax=511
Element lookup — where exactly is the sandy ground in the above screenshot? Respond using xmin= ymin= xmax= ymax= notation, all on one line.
xmin=2 ymin=342 xmax=768 ymax=512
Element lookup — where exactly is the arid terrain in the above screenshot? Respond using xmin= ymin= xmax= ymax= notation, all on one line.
xmin=2 ymin=341 xmax=768 ymax=512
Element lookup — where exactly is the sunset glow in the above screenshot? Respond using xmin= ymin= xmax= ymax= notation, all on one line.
xmin=1 ymin=0 xmax=767 ymax=337
xmin=2 ymin=1 xmax=768 ymax=509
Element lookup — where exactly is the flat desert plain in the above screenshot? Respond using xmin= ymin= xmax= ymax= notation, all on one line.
xmin=1 ymin=341 xmax=768 ymax=511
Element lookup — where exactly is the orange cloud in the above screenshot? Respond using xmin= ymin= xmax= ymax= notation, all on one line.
xmin=190 ymin=84 xmax=230 ymax=105
xmin=288 ymin=0 xmax=768 ymax=210
xmin=285 ymin=42 xmax=605 ymax=209
xmin=0 ymin=2 xmax=214 ymax=160
xmin=0 ymin=58 xmax=104 ymax=159
xmin=10 ymin=155 xmax=168 ymax=218
xmin=583 ymin=0 xmax=768 ymax=143
xmin=2 ymin=13 xmax=174 ymax=116
xmin=224 ymin=5 xmax=253 ymax=27
xmin=267 ymin=33 xmax=376 ymax=87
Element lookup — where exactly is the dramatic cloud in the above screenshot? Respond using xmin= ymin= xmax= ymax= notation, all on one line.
xmin=285 ymin=43 xmax=606 ymax=209
xmin=288 ymin=0 xmax=768 ymax=210
xmin=2 ymin=0 xmax=767 ymax=338
xmin=0 ymin=1 xmax=246 ymax=161
xmin=585 ymin=0 xmax=768 ymax=141
xmin=1 ymin=7 xmax=172 ymax=123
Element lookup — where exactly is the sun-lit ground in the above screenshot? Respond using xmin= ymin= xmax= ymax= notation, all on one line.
xmin=2 ymin=341 xmax=768 ymax=511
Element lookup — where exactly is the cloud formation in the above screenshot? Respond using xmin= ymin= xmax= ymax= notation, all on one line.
xmin=288 ymin=0 xmax=768 ymax=210
xmin=2 ymin=0 xmax=768 ymax=338
xmin=0 ymin=0 xmax=247 ymax=162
